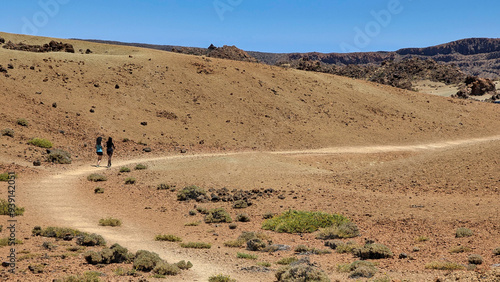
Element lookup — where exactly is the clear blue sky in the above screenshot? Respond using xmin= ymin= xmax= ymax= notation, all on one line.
xmin=2 ymin=0 xmax=499 ymax=53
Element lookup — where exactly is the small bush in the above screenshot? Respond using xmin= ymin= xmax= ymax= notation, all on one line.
xmin=257 ymin=261 xmax=271 ymax=267
xmin=99 ymin=218 xmax=122 ymax=227
xmin=133 ymin=250 xmax=163 ymax=272
xmin=87 ymin=174 xmax=107 ymax=182
xmin=263 ymin=212 xmax=275 ymax=219
xmin=262 ymin=210 xmax=350 ymax=233
xmin=47 ymin=149 xmax=72 ymax=164
xmin=0 ymin=238 xmax=23 ymax=246
xmin=316 ymin=221 xmax=359 ymax=239
xmin=119 ymin=167 xmax=130 ymax=173
xmin=229 ymin=223 xmax=237 ymax=229
xmin=180 ymin=242 xmax=211 ymax=249
xmin=155 ymin=234 xmax=182 ymax=242
xmin=17 ymin=118 xmax=29 ymax=126
xmin=28 ymin=138 xmax=53 ymax=148
xmin=276 ymin=257 xmax=298 ymax=265
xmin=196 ymin=206 xmax=209 ymax=214
xmin=247 ymin=238 xmax=267 ymax=251
xmin=0 ymin=173 xmax=10 ymax=182
xmin=295 ymin=245 xmax=310 ymax=253
xmin=62 ymin=271 xmax=103 ymax=282
xmin=42 ymin=241 xmax=57 ymax=250
xmin=157 ymin=183 xmax=175 ymax=191
xmin=236 ymin=213 xmax=251 ymax=222
xmin=135 ymin=164 xmax=147 ymax=170
xmin=468 ymin=254 xmax=483 ymax=265
xmin=124 ymin=177 xmax=136 ymax=184
xmin=0 ymin=199 xmax=25 ymax=215
xmin=76 ymin=233 xmax=106 ymax=246
xmin=1 ymin=128 xmax=14 ymax=137
xmin=205 ymin=208 xmax=232 ymax=223
xmin=175 ymin=260 xmax=193 ymax=270
xmin=237 ymin=252 xmax=258 ymax=260
xmin=177 ymin=185 xmax=206 ymax=201
xmin=449 ymin=246 xmax=471 ymax=253
xmin=353 ymin=243 xmax=393 ymax=259
xmin=233 ymin=199 xmax=248 ymax=209
xmin=456 ymin=227 xmax=473 ymax=238
xmin=224 ymin=240 xmax=243 ymax=248
xmin=425 ymin=261 xmax=465 ymax=270
xmin=416 ymin=235 xmax=429 ymax=242
xmin=494 ymin=247 xmax=500 ymax=256
xmin=275 ymin=260 xmax=330 ymax=282
xmin=185 ymin=221 xmax=200 ymax=226
xmin=335 ymin=241 xmax=360 ymax=254
xmin=208 ymin=274 xmax=236 ymax=282
xmin=153 ymin=262 xmax=181 ymax=276
xmin=189 ymin=210 xmax=197 ymax=216
xmin=338 ymin=260 xmax=377 ymax=279
xmin=33 ymin=226 xmax=83 ymax=239
xmin=94 ymin=187 xmax=104 ymax=194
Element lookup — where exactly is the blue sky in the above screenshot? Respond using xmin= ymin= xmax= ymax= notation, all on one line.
xmin=2 ymin=0 xmax=499 ymax=53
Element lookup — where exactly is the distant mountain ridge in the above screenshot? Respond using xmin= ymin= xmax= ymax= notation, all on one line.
xmin=76 ymin=38 xmax=500 ymax=79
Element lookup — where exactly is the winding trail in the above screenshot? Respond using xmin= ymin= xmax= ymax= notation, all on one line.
xmin=22 ymin=135 xmax=500 ymax=281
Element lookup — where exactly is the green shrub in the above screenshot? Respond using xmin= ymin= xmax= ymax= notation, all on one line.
xmin=1 ymin=128 xmax=14 ymax=137
xmin=184 ymin=221 xmax=200 ymax=226
xmin=157 ymin=183 xmax=175 ymax=191
xmin=180 ymin=242 xmax=211 ymax=249
xmin=94 ymin=187 xmax=104 ymax=194
xmin=33 ymin=226 xmax=83 ymax=239
xmin=87 ymin=174 xmax=107 ymax=182
xmin=456 ymin=227 xmax=473 ymax=238
xmin=175 ymin=260 xmax=193 ymax=270
xmin=153 ymin=262 xmax=181 ymax=276
xmin=0 ymin=237 xmax=23 ymax=246
xmin=233 ymin=199 xmax=248 ymax=209
xmin=189 ymin=210 xmax=197 ymax=216
xmin=204 ymin=208 xmax=232 ymax=223
xmin=47 ymin=149 xmax=71 ymax=164
xmin=155 ymin=234 xmax=182 ymax=242
xmin=62 ymin=271 xmax=103 ymax=282
xmin=133 ymin=250 xmax=163 ymax=272
xmin=119 ymin=167 xmax=130 ymax=173
xmin=247 ymin=238 xmax=267 ymax=251
xmin=295 ymin=245 xmax=309 ymax=253
xmin=263 ymin=212 xmax=275 ymax=219
xmin=99 ymin=218 xmax=122 ymax=227
xmin=316 ymin=221 xmax=359 ymax=239
xmin=135 ymin=164 xmax=147 ymax=170
xmin=237 ymin=252 xmax=258 ymax=260
xmin=196 ymin=206 xmax=209 ymax=214
xmin=276 ymin=257 xmax=298 ymax=265
xmin=353 ymin=243 xmax=393 ymax=259
xmin=224 ymin=240 xmax=243 ymax=248
xmin=177 ymin=185 xmax=206 ymax=201
xmin=0 ymin=173 xmax=10 ymax=182
xmin=0 ymin=199 xmax=25 ymax=215
xmin=276 ymin=260 xmax=330 ymax=282
xmin=338 ymin=261 xmax=377 ymax=279
xmin=257 ymin=261 xmax=271 ymax=267
xmin=425 ymin=261 xmax=465 ymax=270
xmin=449 ymin=246 xmax=471 ymax=253
xmin=262 ymin=210 xmax=349 ymax=233
xmin=76 ymin=233 xmax=106 ymax=246
xmin=28 ymin=138 xmax=53 ymax=148
xmin=494 ymin=247 xmax=500 ymax=256
xmin=124 ymin=177 xmax=136 ymax=184
xmin=17 ymin=118 xmax=29 ymax=126
xmin=208 ymin=274 xmax=236 ymax=282
xmin=236 ymin=213 xmax=250 ymax=222
xmin=468 ymin=254 xmax=483 ymax=265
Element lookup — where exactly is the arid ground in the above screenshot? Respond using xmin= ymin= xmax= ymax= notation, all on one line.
xmin=0 ymin=32 xmax=499 ymax=281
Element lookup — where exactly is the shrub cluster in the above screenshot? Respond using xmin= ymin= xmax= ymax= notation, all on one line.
xmin=28 ymin=138 xmax=53 ymax=148
xmin=155 ymin=234 xmax=182 ymax=242
xmin=0 ymin=199 xmax=25 ymax=215
xmin=177 ymin=185 xmax=206 ymax=201
xmin=262 ymin=210 xmax=349 ymax=233
xmin=204 ymin=208 xmax=232 ymax=223
xmin=47 ymin=149 xmax=72 ymax=164
xmin=276 ymin=258 xmax=330 ymax=282
xmin=85 ymin=243 xmax=134 ymax=264
xmin=338 ymin=260 xmax=377 ymax=279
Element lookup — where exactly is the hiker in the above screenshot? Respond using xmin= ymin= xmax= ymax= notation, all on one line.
xmin=96 ymin=137 xmax=103 ymax=167
xmin=106 ymin=137 xmax=116 ymax=168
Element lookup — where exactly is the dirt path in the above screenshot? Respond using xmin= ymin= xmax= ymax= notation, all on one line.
xmin=21 ymin=135 xmax=500 ymax=281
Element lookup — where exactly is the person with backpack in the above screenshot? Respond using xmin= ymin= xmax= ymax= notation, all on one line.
xmin=106 ymin=137 xmax=116 ymax=168
xmin=96 ymin=137 xmax=103 ymax=167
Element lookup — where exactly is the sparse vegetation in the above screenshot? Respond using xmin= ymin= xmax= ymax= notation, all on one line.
xmin=316 ymin=221 xmax=360 ymax=239
xmin=262 ymin=210 xmax=349 ymax=233
xmin=155 ymin=234 xmax=182 ymax=242
xmin=157 ymin=183 xmax=175 ymax=191
xmin=133 ymin=250 xmax=163 ymax=272
xmin=237 ymin=252 xmax=258 ymax=260
xmin=0 ymin=199 xmax=25 ymax=215
xmin=94 ymin=187 xmax=104 ymax=194
xmin=416 ymin=235 xmax=429 ymax=242
xmin=87 ymin=174 xmax=107 ymax=182
xmin=28 ymin=138 xmax=53 ymax=148
xmin=338 ymin=260 xmax=377 ymax=279
xmin=257 ymin=261 xmax=271 ymax=267
xmin=225 ymin=231 xmax=269 ymax=248
xmin=17 ymin=118 xmax=29 ymax=126
xmin=449 ymin=245 xmax=471 ymax=253
xmin=236 ymin=213 xmax=251 ymax=222
xmin=263 ymin=212 xmax=275 ymax=219
xmin=425 ymin=261 xmax=465 ymax=270
xmin=177 ymin=185 xmax=206 ymax=201
xmin=0 ymin=237 xmax=23 ymax=247
xmin=276 ymin=259 xmax=330 ymax=282
xmin=196 ymin=206 xmax=209 ymax=214
xmin=208 ymin=274 xmax=236 ymax=282
xmin=180 ymin=242 xmax=212 ymax=249
xmin=184 ymin=221 xmax=200 ymax=226
xmin=99 ymin=217 xmax=122 ymax=227
xmin=189 ymin=209 xmax=197 ymax=216
xmin=246 ymin=238 xmax=267 ymax=251
xmin=204 ymin=208 xmax=232 ymax=223
xmin=468 ymin=254 xmax=483 ymax=265
xmin=294 ymin=245 xmax=331 ymax=255
xmin=76 ymin=233 xmax=106 ymax=246
xmin=0 ymin=173 xmax=10 ymax=182
xmin=1 ymin=128 xmax=14 ymax=137
xmin=233 ymin=199 xmax=248 ymax=209
xmin=47 ymin=149 xmax=72 ymax=164
xmin=456 ymin=227 xmax=473 ymax=238
xmin=119 ymin=167 xmax=130 ymax=173
xmin=135 ymin=164 xmax=147 ymax=170
xmin=353 ymin=243 xmax=393 ymax=259
xmin=276 ymin=257 xmax=298 ymax=265
xmin=84 ymin=244 xmax=134 ymax=265
xmin=153 ymin=262 xmax=181 ymax=276
xmin=124 ymin=177 xmax=136 ymax=184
